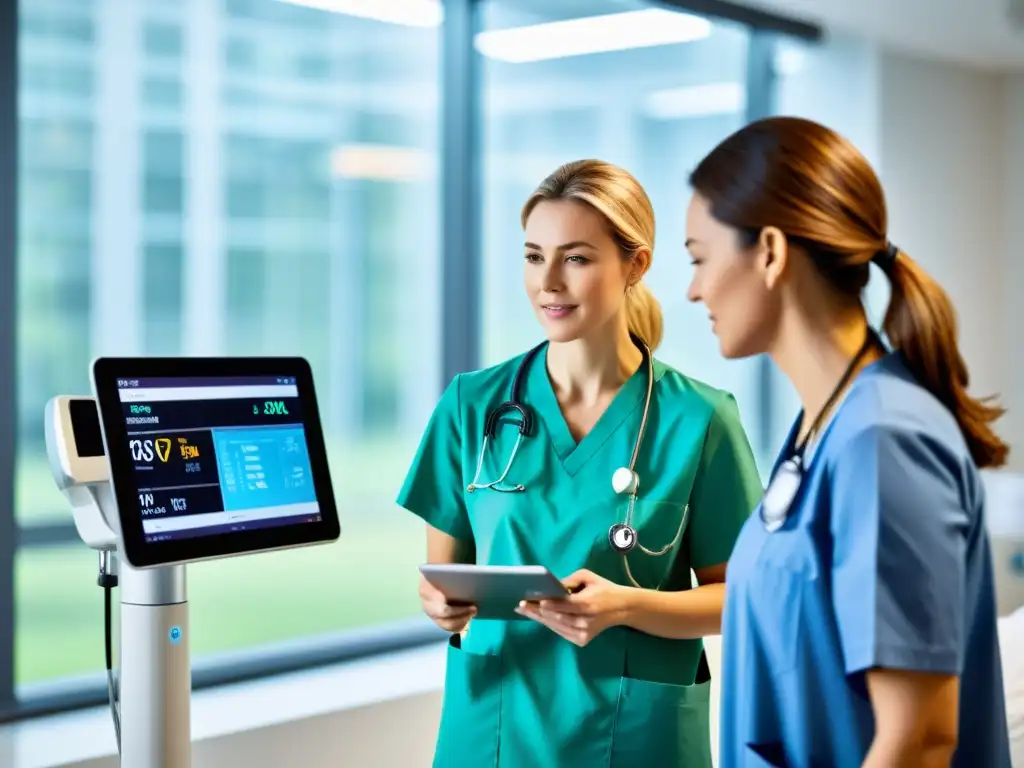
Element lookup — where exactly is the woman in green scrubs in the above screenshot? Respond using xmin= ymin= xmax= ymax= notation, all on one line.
xmin=397 ymin=159 xmax=763 ymax=767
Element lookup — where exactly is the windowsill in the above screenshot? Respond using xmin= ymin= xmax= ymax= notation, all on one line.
xmin=0 ymin=641 xmax=448 ymax=768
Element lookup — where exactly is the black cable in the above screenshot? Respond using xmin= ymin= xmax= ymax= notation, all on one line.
xmin=99 ymin=558 xmax=121 ymax=754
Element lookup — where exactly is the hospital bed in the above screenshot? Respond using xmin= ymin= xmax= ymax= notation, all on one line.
xmin=987 ymin=470 xmax=1024 ymax=767
xmin=1000 ymin=607 xmax=1024 ymax=768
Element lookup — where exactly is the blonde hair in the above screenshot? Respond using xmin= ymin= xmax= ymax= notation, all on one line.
xmin=520 ymin=159 xmax=663 ymax=351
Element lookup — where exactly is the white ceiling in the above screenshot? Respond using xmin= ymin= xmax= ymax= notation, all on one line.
xmin=737 ymin=0 xmax=1024 ymax=71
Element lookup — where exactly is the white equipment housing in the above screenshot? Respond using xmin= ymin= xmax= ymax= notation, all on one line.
xmin=46 ymin=395 xmax=190 ymax=766
xmin=43 ymin=356 xmax=339 ymax=767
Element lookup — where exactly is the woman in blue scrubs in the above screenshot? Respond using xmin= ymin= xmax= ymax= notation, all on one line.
xmin=684 ymin=115 xmax=1012 ymax=767
xmin=398 ymin=159 xmax=764 ymax=766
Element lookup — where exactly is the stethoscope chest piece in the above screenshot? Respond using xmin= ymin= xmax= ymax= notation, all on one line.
xmin=609 ymin=467 xmax=640 ymax=553
xmin=611 ymin=467 xmax=639 ymax=495
xmin=758 ymin=328 xmax=884 ymax=534
xmin=608 ymin=523 xmax=638 ymax=553
xmin=761 ymin=457 xmax=803 ymax=533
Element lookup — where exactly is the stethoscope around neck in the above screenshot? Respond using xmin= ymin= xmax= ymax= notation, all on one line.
xmin=761 ymin=329 xmax=884 ymax=533
xmin=465 ymin=334 xmax=688 ymax=587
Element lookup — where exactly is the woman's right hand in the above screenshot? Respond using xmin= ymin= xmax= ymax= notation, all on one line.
xmin=419 ymin=574 xmax=476 ymax=633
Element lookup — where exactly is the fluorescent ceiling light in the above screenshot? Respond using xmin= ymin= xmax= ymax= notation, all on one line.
xmin=774 ymin=43 xmax=808 ymax=76
xmin=330 ymin=143 xmax=435 ymax=181
xmin=275 ymin=0 xmax=442 ymax=28
xmin=475 ymin=9 xmax=712 ymax=64
xmin=644 ymin=82 xmax=745 ymax=120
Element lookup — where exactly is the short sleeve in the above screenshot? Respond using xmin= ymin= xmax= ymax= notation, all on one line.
xmin=395 ymin=374 xmax=473 ymax=542
xmin=829 ymin=423 xmax=968 ymax=676
xmin=687 ymin=393 xmax=764 ymax=571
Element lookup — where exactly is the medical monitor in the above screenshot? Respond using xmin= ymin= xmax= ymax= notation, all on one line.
xmin=91 ymin=357 xmax=340 ymax=568
xmin=46 ymin=396 xmax=110 ymax=490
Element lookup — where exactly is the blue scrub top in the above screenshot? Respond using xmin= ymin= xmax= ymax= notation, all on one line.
xmin=720 ymin=353 xmax=1011 ymax=768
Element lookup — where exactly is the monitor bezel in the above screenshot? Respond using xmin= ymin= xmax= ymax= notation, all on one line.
xmin=92 ymin=356 xmax=341 ymax=568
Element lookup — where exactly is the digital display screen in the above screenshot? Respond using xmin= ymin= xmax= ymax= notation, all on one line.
xmin=69 ymin=399 xmax=105 ymax=458
xmin=115 ymin=375 xmax=321 ymax=544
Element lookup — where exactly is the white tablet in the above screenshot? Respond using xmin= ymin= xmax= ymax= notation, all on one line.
xmin=419 ymin=564 xmax=570 ymax=620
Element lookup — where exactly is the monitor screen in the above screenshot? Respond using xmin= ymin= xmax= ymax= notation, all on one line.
xmin=93 ymin=358 xmax=339 ymax=567
xmin=119 ymin=375 xmax=319 ymax=543
xmin=69 ymin=398 xmax=105 ymax=458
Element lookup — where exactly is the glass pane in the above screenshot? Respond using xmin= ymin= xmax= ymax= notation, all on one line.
xmin=479 ymin=1 xmax=765 ymax=459
xmin=15 ymin=529 xmax=423 ymax=686
xmin=15 ymin=547 xmax=111 ymax=685
xmin=16 ymin=0 xmax=440 ymax=686
xmin=768 ymin=35 xmax=883 ymax=457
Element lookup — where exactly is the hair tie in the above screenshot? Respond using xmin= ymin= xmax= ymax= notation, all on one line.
xmin=873 ymin=241 xmax=899 ymax=273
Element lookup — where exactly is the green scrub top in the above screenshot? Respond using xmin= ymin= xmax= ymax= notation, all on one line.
xmin=397 ymin=347 xmax=763 ymax=767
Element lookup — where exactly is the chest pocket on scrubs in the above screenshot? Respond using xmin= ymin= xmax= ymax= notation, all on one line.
xmin=435 ymin=634 xmax=502 ymax=768
xmin=749 ymin=502 xmax=824 ymax=676
xmin=744 ymin=742 xmax=795 ymax=767
xmin=608 ymin=649 xmax=714 ymax=767
xmin=615 ymin=498 xmax=693 ymax=590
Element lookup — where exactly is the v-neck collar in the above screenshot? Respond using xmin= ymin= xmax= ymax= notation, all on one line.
xmin=525 ymin=344 xmax=663 ymax=478
xmin=769 ymin=353 xmax=892 ymax=480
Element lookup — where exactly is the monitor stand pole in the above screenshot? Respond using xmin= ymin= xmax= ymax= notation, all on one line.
xmin=119 ymin=560 xmax=191 ymax=767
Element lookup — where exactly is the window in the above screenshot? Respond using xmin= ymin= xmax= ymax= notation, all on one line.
xmin=20 ymin=8 xmax=93 ymax=43
xmin=143 ymin=130 xmax=185 ymax=215
xmin=4 ymin=0 xmax=816 ymax=722
xmin=767 ymin=32 xmax=884 ymax=456
xmin=14 ymin=0 xmax=440 ymax=693
xmin=142 ymin=21 xmax=183 ymax=58
xmin=143 ymin=243 xmax=183 ymax=355
xmin=142 ymin=76 xmax=183 ymax=109
xmin=479 ymin=0 xmax=764 ymax=453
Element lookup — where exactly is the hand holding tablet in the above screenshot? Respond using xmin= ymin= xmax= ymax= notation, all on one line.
xmin=418 ymin=572 xmax=476 ymax=633
xmin=418 ymin=564 xmax=569 ymax=621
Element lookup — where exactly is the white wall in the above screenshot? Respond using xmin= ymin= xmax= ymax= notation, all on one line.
xmin=1003 ymin=74 xmax=1024 ymax=471
xmin=1 ymin=643 xmax=449 ymax=768
xmin=69 ymin=693 xmax=443 ymax=768
xmin=876 ymin=51 xmax=1024 ymax=472
xmin=775 ymin=32 xmax=882 ymax=163
xmin=12 ymin=636 xmax=726 ymax=768
xmin=773 ymin=35 xmax=1024 ymax=473
xmin=878 ymin=50 xmax=1009 ymax=444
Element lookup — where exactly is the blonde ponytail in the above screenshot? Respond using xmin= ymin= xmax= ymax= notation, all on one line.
xmin=625 ymin=281 xmax=663 ymax=351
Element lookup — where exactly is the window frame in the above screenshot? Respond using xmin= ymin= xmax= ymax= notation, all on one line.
xmin=0 ymin=0 xmax=820 ymax=723
xmin=0 ymin=0 xmax=16 ymax=726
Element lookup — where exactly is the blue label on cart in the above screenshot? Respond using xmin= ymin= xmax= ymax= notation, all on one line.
xmin=1012 ymin=551 xmax=1024 ymax=577
xmin=169 ymin=626 xmax=182 ymax=644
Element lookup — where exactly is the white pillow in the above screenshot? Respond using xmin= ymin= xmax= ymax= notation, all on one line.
xmin=999 ymin=607 xmax=1024 ymax=767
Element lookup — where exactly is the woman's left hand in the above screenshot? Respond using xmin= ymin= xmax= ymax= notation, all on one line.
xmin=515 ymin=569 xmax=630 ymax=647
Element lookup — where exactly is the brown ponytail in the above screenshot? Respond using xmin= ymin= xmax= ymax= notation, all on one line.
xmin=883 ymin=250 xmax=1008 ymax=468
xmin=689 ymin=115 xmax=1009 ymax=468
